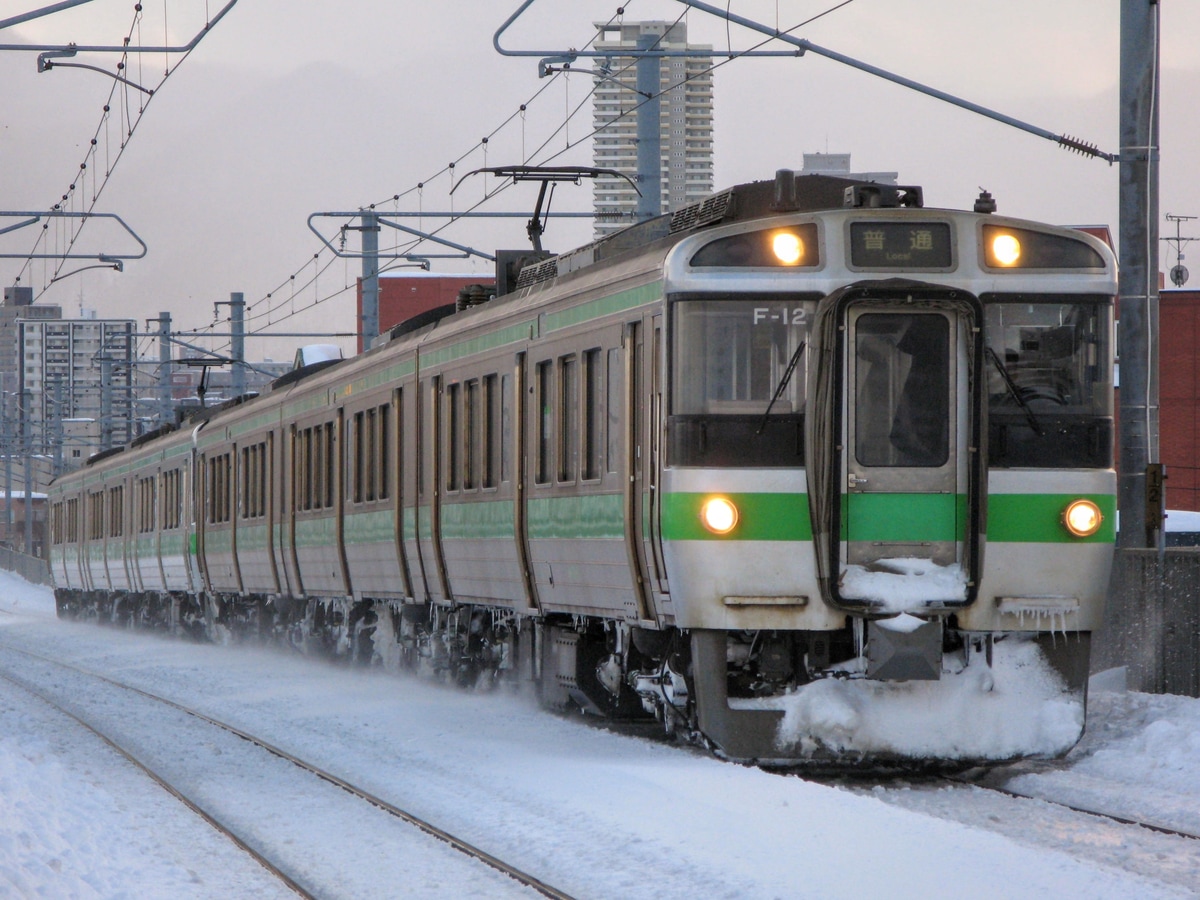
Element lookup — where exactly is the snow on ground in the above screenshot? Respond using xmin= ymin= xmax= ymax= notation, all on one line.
xmin=3 ymin=569 xmax=1200 ymax=898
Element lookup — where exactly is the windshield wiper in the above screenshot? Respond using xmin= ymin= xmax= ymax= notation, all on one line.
xmin=986 ymin=347 xmax=1044 ymax=436
xmin=756 ymin=340 xmax=806 ymax=435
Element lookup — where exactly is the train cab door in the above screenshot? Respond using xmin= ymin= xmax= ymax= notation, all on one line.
xmin=822 ymin=285 xmax=983 ymax=611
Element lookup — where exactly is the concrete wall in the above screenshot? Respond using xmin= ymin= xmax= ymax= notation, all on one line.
xmin=1093 ymin=548 xmax=1200 ymax=697
xmin=0 ymin=545 xmax=51 ymax=587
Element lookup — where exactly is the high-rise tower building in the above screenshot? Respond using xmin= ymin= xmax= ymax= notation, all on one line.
xmin=591 ymin=20 xmax=713 ymax=236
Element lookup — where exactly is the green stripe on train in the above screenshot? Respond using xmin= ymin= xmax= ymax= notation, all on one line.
xmin=527 ymin=494 xmax=624 ymax=540
xmin=660 ymin=492 xmax=813 ymax=541
xmin=440 ymin=500 xmax=515 ymax=540
xmin=659 ymin=491 xmax=1115 ymax=543
xmin=843 ymin=493 xmax=966 ymax=543
xmin=987 ymin=493 xmax=1115 ymax=543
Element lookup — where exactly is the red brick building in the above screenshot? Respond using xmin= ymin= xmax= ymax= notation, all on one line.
xmin=1161 ymin=289 xmax=1200 ymax=509
xmin=356 ymin=274 xmax=492 ymax=353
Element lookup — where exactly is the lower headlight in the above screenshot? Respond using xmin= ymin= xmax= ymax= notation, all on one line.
xmin=700 ymin=496 xmax=739 ymax=535
xmin=1063 ymin=499 xmax=1103 ymax=537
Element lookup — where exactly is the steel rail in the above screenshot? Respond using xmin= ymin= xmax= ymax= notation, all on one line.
xmin=0 ymin=642 xmax=577 ymax=900
xmin=942 ymin=772 xmax=1200 ymax=843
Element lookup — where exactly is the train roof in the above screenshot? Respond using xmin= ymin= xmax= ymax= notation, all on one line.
xmin=509 ymin=172 xmax=921 ymax=294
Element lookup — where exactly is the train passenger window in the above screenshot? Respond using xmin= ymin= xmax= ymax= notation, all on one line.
xmin=536 ymin=361 xmax=552 ymax=485
xmin=465 ymin=380 xmax=481 ymax=491
xmin=583 ymin=349 xmax=602 ymax=480
xmin=558 ymin=355 xmax=578 ymax=483
xmin=446 ymin=383 xmax=461 ymax=492
xmin=500 ymin=373 xmax=512 ymax=484
xmin=67 ymin=498 xmax=79 ymax=543
xmin=483 ymin=374 xmax=498 ymax=489
xmin=607 ymin=349 xmax=622 ymax=475
xmin=671 ymin=297 xmax=812 ymax=415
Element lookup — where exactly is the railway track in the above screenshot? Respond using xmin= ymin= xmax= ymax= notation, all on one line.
xmin=0 ymin=642 xmax=576 ymax=900
xmin=0 ymin=665 xmax=315 ymax=899
xmin=947 ymin=766 xmax=1200 ymax=843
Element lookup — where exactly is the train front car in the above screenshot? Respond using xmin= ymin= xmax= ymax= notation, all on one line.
xmin=654 ymin=176 xmax=1115 ymax=765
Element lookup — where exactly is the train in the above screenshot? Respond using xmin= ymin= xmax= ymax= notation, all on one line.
xmin=47 ymin=171 xmax=1117 ymax=765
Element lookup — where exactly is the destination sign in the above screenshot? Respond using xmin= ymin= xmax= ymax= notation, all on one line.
xmin=849 ymin=221 xmax=953 ymax=269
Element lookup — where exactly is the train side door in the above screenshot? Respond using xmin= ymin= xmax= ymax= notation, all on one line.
xmin=623 ymin=321 xmax=658 ymax=625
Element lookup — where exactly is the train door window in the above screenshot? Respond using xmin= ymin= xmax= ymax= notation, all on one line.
xmin=483 ymin=374 xmax=498 ymax=489
xmin=67 ymin=498 xmax=79 ymax=542
xmin=293 ymin=430 xmax=307 ymax=511
xmin=259 ymin=442 xmax=268 ymax=517
xmin=465 ymin=379 xmax=480 ymax=491
xmin=138 ymin=477 xmax=156 ymax=533
xmin=500 ymin=373 xmax=512 ymax=484
xmin=208 ymin=454 xmax=232 ymax=523
xmin=352 ymin=411 xmax=365 ymax=504
xmin=163 ymin=469 xmax=181 ymax=529
xmin=535 ymin=361 xmax=552 ymax=485
xmin=854 ymin=313 xmax=949 ymax=468
xmin=366 ymin=410 xmax=378 ymax=502
xmin=108 ymin=486 xmax=124 ymax=537
xmin=381 ymin=399 xmax=392 ymax=502
xmin=446 ymin=382 xmax=461 ymax=492
xmin=607 ymin=348 xmax=622 ymax=475
xmin=323 ymin=423 xmax=335 ymax=509
xmin=88 ymin=492 xmax=103 ymax=540
xmin=241 ymin=446 xmax=251 ymax=518
xmin=558 ymin=355 xmax=578 ymax=483
xmin=583 ymin=349 xmax=602 ymax=481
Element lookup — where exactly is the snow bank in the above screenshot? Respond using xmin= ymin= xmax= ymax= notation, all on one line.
xmin=760 ymin=636 xmax=1084 ymax=759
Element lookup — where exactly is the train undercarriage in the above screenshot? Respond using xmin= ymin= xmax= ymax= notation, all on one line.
xmin=54 ymin=586 xmax=1092 ymax=764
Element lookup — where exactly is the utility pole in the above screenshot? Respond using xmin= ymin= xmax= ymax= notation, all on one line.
xmin=3 ymin=390 xmax=11 ymax=539
xmin=99 ymin=354 xmax=113 ymax=451
xmin=21 ymin=389 xmax=32 ymax=554
xmin=51 ymin=378 xmax=64 ymax=478
xmin=634 ymin=32 xmax=663 ymax=223
xmin=1117 ymin=0 xmax=1161 ymax=548
xmin=361 ymin=211 xmax=381 ymax=348
xmin=230 ymin=292 xmax=245 ymax=398
xmin=157 ymin=311 xmax=172 ymax=426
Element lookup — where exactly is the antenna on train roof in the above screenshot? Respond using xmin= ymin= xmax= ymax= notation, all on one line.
xmin=453 ymin=165 xmax=639 ymax=252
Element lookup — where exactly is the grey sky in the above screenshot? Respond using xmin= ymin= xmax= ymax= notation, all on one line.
xmin=2 ymin=1 xmax=1198 ymax=362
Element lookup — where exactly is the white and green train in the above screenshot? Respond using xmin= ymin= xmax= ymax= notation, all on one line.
xmin=48 ymin=172 xmax=1116 ymax=764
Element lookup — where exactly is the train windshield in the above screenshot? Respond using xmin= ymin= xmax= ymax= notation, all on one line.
xmin=670 ymin=296 xmax=815 ymax=415
xmin=984 ymin=297 xmax=1112 ymax=417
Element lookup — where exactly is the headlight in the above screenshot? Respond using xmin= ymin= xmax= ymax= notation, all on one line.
xmin=700 ymin=496 xmax=739 ymax=535
xmin=772 ymin=231 xmax=804 ymax=265
xmin=990 ymin=233 xmax=1022 ymax=266
xmin=1063 ymin=499 xmax=1103 ymax=537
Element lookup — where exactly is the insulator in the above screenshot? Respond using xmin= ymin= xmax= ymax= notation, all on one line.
xmin=1058 ymin=135 xmax=1101 ymax=158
